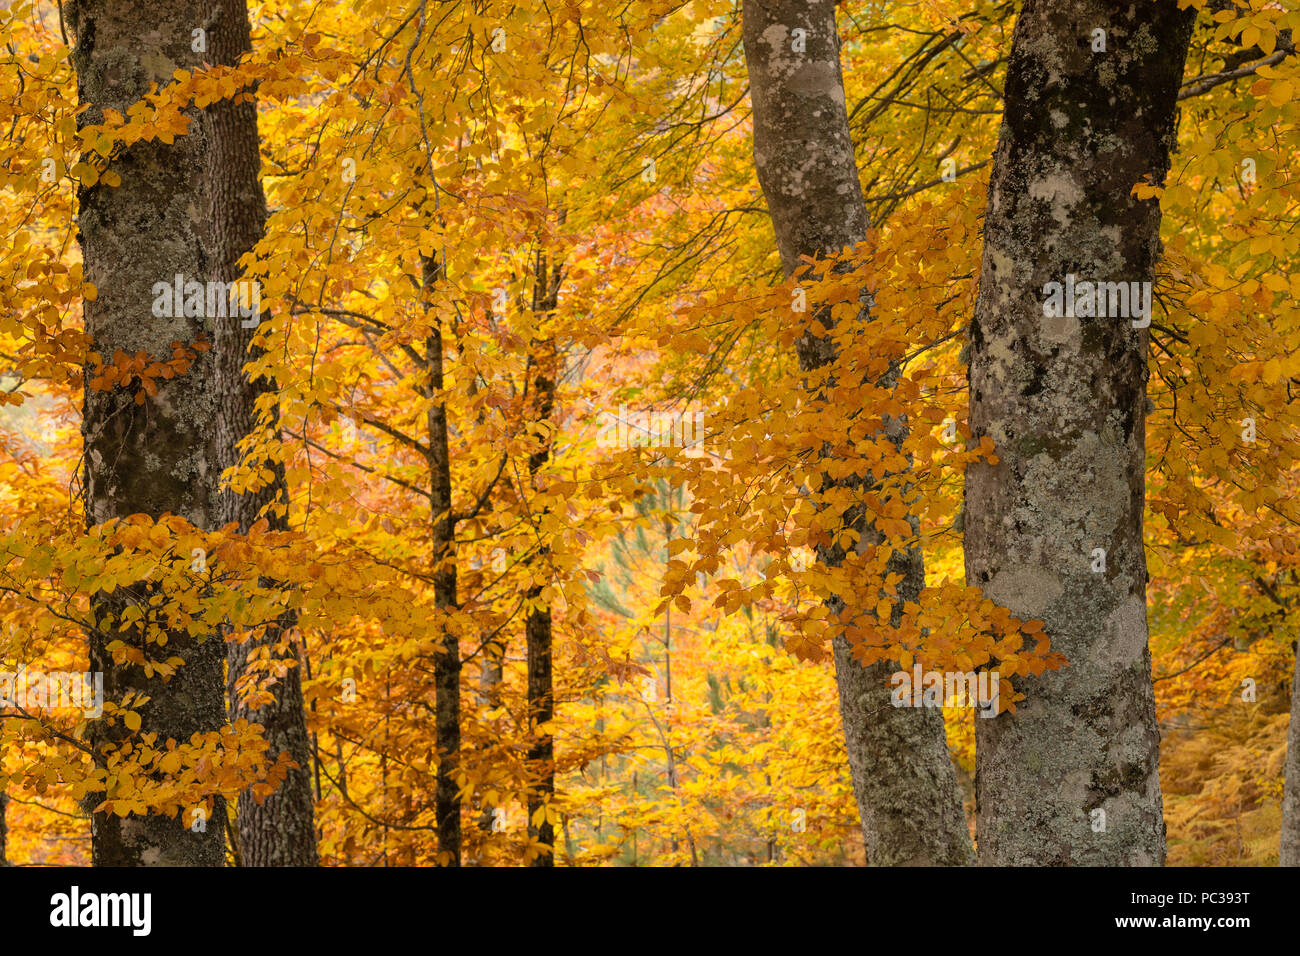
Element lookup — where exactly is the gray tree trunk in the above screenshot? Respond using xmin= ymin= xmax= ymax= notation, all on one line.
xmin=474 ymin=635 xmax=504 ymax=840
xmin=70 ymin=0 xmax=227 ymax=866
xmin=742 ymin=0 xmax=973 ymax=866
xmin=965 ymin=0 xmax=1195 ymax=865
xmin=203 ymin=0 xmax=318 ymax=867
xmin=1282 ymin=640 xmax=1300 ymax=865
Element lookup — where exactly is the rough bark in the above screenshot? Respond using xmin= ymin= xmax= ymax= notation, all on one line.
xmin=1282 ymin=640 xmax=1300 ymax=865
xmin=70 ymin=0 xmax=227 ymax=866
xmin=742 ymin=0 xmax=973 ymax=866
xmin=423 ymin=255 xmax=461 ymax=866
xmin=203 ymin=0 xmax=318 ymax=867
xmin=965 ymin=0 xmax=1195 ymax=866
xmin=525 ymin=256 xmax=561 ymax=867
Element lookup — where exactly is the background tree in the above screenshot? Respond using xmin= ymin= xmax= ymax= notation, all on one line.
xmin=523 ymin=250 xmax=562 ymax=867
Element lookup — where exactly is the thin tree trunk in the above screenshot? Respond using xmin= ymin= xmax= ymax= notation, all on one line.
xmin=473 ymin=369 xmax=503 ymax=840
xmin=474 ymin=636 xmax=504 ymax=837
xmin=423 ymin=254 xmax=461 ymax=866
xmin=965 ymin=0 xmax=1194 ymax=865
xmin=741 ymin=0 xmax=973 ymax=865
xmin=1282 ymin=639 xmax=1300 ymax=865
xmin=525 ymin=252 xmax=560 ymax=867
xmin=0 ymin=791 xmax=8 ymax=865
xmin=71 ymin=0 xmax=227 ymax=867
xmin=203 ymin=0 xmax=318 ymax=867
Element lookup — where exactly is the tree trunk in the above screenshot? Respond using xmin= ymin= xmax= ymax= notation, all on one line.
xmin=525 ymin=255 xmax=560 ymax=867
xmin=965 ymin=0 xmax=1194 ymax=866
xmin=1282 ymin=639 xmax=1300 ymax=865
xmin=71 ymin=0 xmax=228 ymax=867
xmin=468 ymin=373 xmax=503 ymax=843
xmin=423 ymin=254 xmax=461 ymax=866
xmin=523 ymin=473 xmax=555 ymax=868
xmin=474 ymin=636 xmax=504 ymax=838
xmin=741 ymin=0 xmax=973 ymax=866
xmin=204 ymin=0 xmax=318 ymax=867
xmin=0 ymin=791 xmax=8 ymax=865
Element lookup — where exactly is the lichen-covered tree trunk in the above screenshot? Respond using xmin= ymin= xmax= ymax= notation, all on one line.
xmin=1281 ymin=641 xmax=1300 ymax=865
xmin=742 ymin=0 xmax=972 ymax=866
xmin=204 ymin=0 xmax=318 ymax=867
xmin=70 ymin=0 xmax=227 ymax=866
xmin=965 ymin=0 xmax=1195 ymax=866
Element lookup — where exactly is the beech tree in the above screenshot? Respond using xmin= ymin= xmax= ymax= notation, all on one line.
xmin=1283 ymin=647 xmax=1300 ymax=865
xmin=423 ymin=252 xmax=462 ymax=867
xmin=524 ymin=251 xmax=562 ymax=867
xmin=204 ymin=0 xmax=318 ymax=867
xmin=965 ymin=0 xmax=1196 ymax=865
xmin=70 ymin=0 xmax=227 ymax=866
xmin=741 ymin=0 xmax=972 ymax=866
